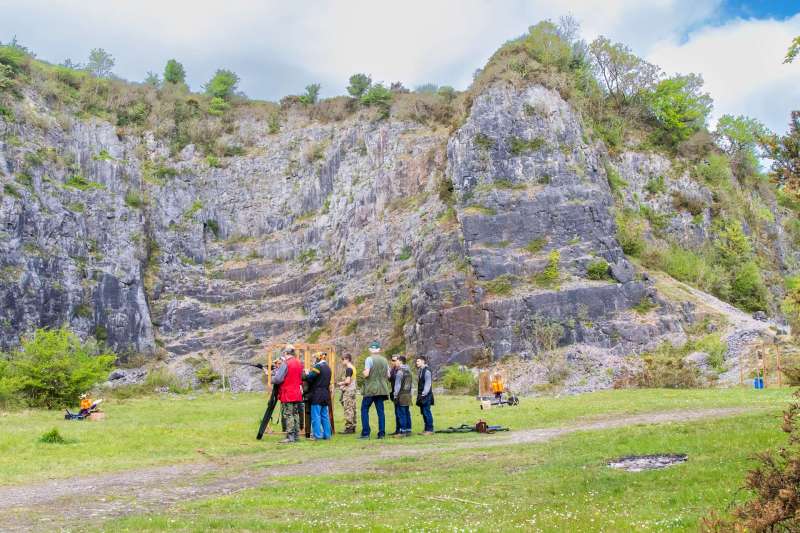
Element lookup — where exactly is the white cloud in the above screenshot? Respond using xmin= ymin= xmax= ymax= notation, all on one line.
xmin=647 ymin=14 xmax=800 ymax=133
xmin=0 ymin=0 xmax=796 ymax=132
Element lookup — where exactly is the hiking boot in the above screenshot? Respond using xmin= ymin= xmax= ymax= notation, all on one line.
xmin=376 ymin=434 xmax=385 ymax=440
xmin=358 ymin=435 xmax=370 ymax=440
xmin=422 ymin=431 xmax=434 ymax=436
xmin=279 ymin=437 xmax=297 ymax=444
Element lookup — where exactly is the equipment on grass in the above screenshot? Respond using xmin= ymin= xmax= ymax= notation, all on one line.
xmin=480 ymin=395 xmax=519 ymax=410
xmin=435 ymin=420 xmax=509 ymax=434
xmin=64 ymin=399 xmax=103 ymax=420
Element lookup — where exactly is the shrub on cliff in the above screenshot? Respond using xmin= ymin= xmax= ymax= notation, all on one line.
xmin=1 ymin=327 xmax=115 ymax=409
xmin=440 ymin=365 xmax=478 ymax=395
xmin=204 ymin=69 xmax=239 ymax=100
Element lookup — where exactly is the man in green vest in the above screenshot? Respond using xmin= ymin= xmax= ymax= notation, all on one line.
xmin=359 ymin=340 xmax=390 ymax=440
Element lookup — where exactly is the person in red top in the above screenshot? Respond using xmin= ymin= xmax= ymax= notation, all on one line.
xmin=272 ymin=344 xmax=304 ymax=443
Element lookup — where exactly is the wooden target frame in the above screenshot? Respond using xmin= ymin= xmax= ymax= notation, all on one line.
xmin=266 ymin=343 xmax=337 ymax=437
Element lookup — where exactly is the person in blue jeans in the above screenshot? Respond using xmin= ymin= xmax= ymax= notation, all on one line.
xmin=415 ymin=355 xmax=435 ymax=435
xmin=305 ymin=352 xmax=332 ymax=440
xmin=392 ymin=355 xmax=413 ymax=436
xmin=359 ymin=341 xmax=390 ymax=439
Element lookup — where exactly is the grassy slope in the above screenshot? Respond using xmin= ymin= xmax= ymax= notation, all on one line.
xmin=107 ymin=408 xmax=788 ymax=532
xmin=0 ymin=388 xmax=791 ymax=487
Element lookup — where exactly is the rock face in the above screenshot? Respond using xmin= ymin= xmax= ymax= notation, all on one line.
xmin=0 ymin=82 xmax=690 ymax=389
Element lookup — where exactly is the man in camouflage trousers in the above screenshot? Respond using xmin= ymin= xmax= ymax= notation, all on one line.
xmin=338 ymin=353 xmax=357 ymax=433
xmin=271 ymin=345 xmax=304 ymax=443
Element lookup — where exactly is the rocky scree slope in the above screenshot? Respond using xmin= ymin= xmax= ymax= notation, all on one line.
xmin=0 ymin=81 xmax=757 ymax=390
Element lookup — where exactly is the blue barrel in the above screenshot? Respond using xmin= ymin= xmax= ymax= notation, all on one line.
xmin=754 ymin=377 xmax=764 ymax=389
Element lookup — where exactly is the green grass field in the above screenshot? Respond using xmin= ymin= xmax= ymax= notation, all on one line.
xmin=0 ymin=387 xmax=795 ymax=531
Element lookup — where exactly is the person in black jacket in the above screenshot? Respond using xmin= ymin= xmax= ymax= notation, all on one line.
xmin=415 ymin=356 xmax=434 ymax=435
xmin=305 ymin=352 xmax=332 ymax=440
xmin=393 ymin=355 xmax=413 ymax=437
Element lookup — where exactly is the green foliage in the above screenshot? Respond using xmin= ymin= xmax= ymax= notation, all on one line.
xmin=440 ymin=365 xmax=478 ymax=395
xmin=782 ymin=275 xmax=800 ymax=332
xmin=729 ymin=261 xmax=768 ymax=313
xmin=143 ymin=71 xmax=160 ymax=86
xmin=691 ymin=333 xmax=727 ymax=372
xmin=299 ymin=83 xmax=321 ymax=105
xmin=605 ymin=164 xmax=628 ymax=197
xmin=714 ymin=114 xmax=767 ymax=174
xmin=297 ymin=248 xmax=317 ymax=265
xmin=437 ymin=175 xmax=455 ymax=205
xmin=785 ymin=35 xmax=800 ymax=63
xmin=163 ymin=59 xmax=186 ymax=85
xmin=633 ymin=342 xmax=702 ymax=389
xmin=64 ymin=175 xmax=104 ymax=191
xmin=645 ymin=74 xmax=712 ymax=147
xmin=632 ymin=296 xmax=657 ymax=315
xmin=360 ymin=83 xmax=392 ymax=118
xmin=183 ymin=200 xmax=203 ymax=219
xmin=3 ymin=183 xmax=20 ymax=198
xmin=344 ymin=320 xmax=358 ymax=336
xmin=525 ymin=237 xmax=547 ymax=254
xmin=484 ymin=274 xmax=516 ymax=296
xmin=124 ymin=190 xmax=144 ymax=209
xmin=533 ymin=250 xmax=561 ymax=288
xmin=644 ymin=175 xmax=666 ymax=195
xmin=474 ymin=133 xmax=495 ymax=151
xmin=204 ymin=69 xmax=239 ymax=99
xmin=1 ymin=327 xmax=115 ymax=409
xmin=86 ymin=48 xmax=115 ymax=78
xmin=588 ymin=36 xmax=660 ymax=106
xmin=204 ymin=219 xmax=220 ymax=239
xmin=195 ymin=364 xmax=220 ymax=386
xmin=762 ymin=111 xmax=800 ymax=202
xmin=39 ymin=428 xmax=68 ymax=444
xmin=694 ymin=153 xmax=732 ymax=186
xmin=347 ymin=73 xmax=371 ymax=98
xmin=267 ymin=112 xmax=281 ymax=134
xmin=509 ymin=136 xmax=545 ymax=155
xmin=586 ymin=259 xmax=610 ymax=280
xmin=205 ymin=155 xmax=221 ymax=168
xmin=437 ymin=85 xmax=456 ymax=102
xmin=615 ymin=209 xmax=645 ymax=256
xmin=207 ymin=96 xmax=230 ymax=116
xmin=522 ymin=21 xmax=573 ymax=70
xmin=397 ymin=245 xmax=412 ymax=261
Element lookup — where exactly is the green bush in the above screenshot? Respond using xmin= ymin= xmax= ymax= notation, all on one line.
xmin=440 ymin=365 xmax=478 ymax=395
xmin=533 ymin=250 xmax=561 ymax=288
xmin=695 ymin=153 xmax=731 ymax=185
xmin=163 ymin=59 xmax=186 ymax=85
xmin=39 ymin=428 xmax=68 ymax=444
xmin=195 ymin=364 xmax=220 ymax=386
xmin=616 ymin=209 xmax=645 ymax=256
xmin=299 ymin=83 xmax=321 ymax=105
xmin=729 ymin=261 xmax=768 ymax=312
xmin=347 ymin=73 xmax=371 ymax=98
xmin=509 ymin=136 xmax=544 ymax=155
xmin=484 ymin=274 xmax=515 ymax=296
xmin=2 ymin=327 xmax=115 ymax=409
xmin=360 ymin=83 xmax=392 ymax=118
xmin=204 ymin=69 xmax=239 ymax=99
xmin=586 ymin=259 xmax=610 ymax=280
xmin=124 ymin=190 xmax=144 ymax=209
xmin=207 ymin=96 xmax=229 ymax=116
xmin=632 ymin=342 xmax=702 ymax=389
xmin=605 ymin=164 xmax=628 ymax=197
xmin=644 ymin=175 xmax=666 ymax=195
xmin=525 ymin=237 xmax=547 ymax=254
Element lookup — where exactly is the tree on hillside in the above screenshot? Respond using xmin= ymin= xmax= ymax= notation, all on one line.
xmin=415 ymin=83 xmax=438 ymax=94
xmin=144 ymin=71 xmax=161 ymax=87
xmin=645 ymin=73 xmax=712 ymax=146
xmin=164 ymin=59 xmax=186 ymax=85
xmin=785 ymin=35 xmax=800 ymax=63
xmin=360 ymin=83 xmax=393 ymax=118
xmin=523 ymin=20 xmax=573 ymax=70
xmin=763 ymin=111 xmax=800 ymax=201
xmin=347 ymin=73 xmax=371 ymax=98
xmin=299 ymin=83 xmax=320 ymax=105
xmin=86 ymin=48 xmax=115 ymax=78
xmin=714 ymin=115 xmax=769 ymax=176
xmin=204 ymin=69 xmax=239 ymax=99
xmin=589 ymin=36 xmax=661 ymax=107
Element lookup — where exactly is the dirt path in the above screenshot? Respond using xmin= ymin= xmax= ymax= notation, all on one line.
xmin=0 ymin=407 xmax=750 ymax=531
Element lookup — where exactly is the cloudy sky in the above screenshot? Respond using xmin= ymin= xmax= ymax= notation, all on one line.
xmin=1 ymin=0 xmax=798 ymax=132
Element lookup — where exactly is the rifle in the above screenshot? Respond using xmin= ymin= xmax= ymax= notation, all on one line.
xmin=230 ymin=361 xmax=266 ymax=370
xmin=257 ymin=383 xmax=280 ymax=440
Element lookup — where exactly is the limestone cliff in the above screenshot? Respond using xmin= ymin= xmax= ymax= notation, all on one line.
xmin=0 ymin=78 xmax=781 ymax=390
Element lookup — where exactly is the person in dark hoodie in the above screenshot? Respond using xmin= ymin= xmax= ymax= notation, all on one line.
xmin=305 ymin=351 xmax=332 ymax=440
xmin=415 ymin=355 xmax=434 ymax=435
xmin=389 ymin=355 xmax=400 ymax=435
xmin=392 ymin=355 xmax=413 ymax=437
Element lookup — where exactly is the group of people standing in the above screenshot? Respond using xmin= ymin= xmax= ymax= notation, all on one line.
xmin=268 ymin=341 xmax=434 ymax=443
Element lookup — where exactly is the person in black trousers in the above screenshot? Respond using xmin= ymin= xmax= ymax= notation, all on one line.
xmin=415 ymin=356 xmax=434 ymax=435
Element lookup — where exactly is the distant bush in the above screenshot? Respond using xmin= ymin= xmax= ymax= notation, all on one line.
xmin=163 ymin=59 xmax=186 ymax=85
xmin=39 ymin=428 xmax=68 ymax=444
xmin=615 ymin=209 xmax=645 ymax=256
xmin=695 ymin=153 xmax=731 ymax=185
xmin=299 ymin=83 xmax=321 ymax=105
xmin=509 ymin=136 xmax=545 ymax=156
xmin=632 ymin=342 xmax=702 ymax=389
xmin=525 ymin=237 xmax=547 ymax=254
xmin=360 ymin=83 xmax=393 ymax=118
xmin=586 ymin=259 xmax=610 ymax=280
xmin=440 ymin=365 xmax=478 ymax=395
xmin=532 ymin=250 xmax=561 ymax=288
xmin=204 ymin=69 xmax=239 ymax=99
xmin=347 ymin=73 xmax=371 ymax=98
xmin=1 ymin=327 xmax=115 ymax=409
xmin=484 ymin=274 xmax=515 ymax=296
